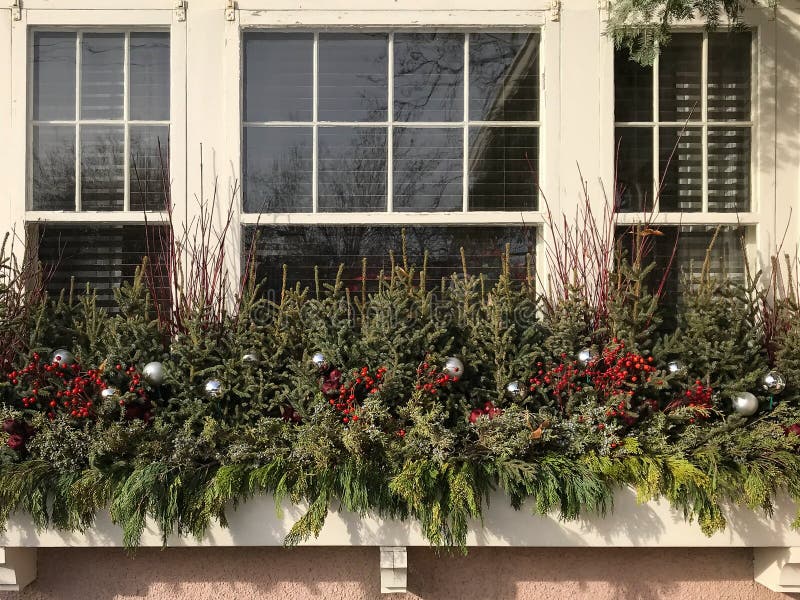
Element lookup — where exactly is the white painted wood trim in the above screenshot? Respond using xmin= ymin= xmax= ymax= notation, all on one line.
xmin=0 ymin=489 xmax=797 ymax=548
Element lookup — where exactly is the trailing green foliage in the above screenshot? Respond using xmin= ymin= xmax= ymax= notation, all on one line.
xmin=1 ymin=230 xmax=800 ymax=551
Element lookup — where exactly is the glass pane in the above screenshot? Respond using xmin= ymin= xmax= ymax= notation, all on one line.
xmin=658 ymin=34 xmax=702 ymax=123
xmin=468 ymin=126 xmax=537 ymax=211
xmin=469 ymin=32 xmax=539 ymax=122
xmin=129 ymin=32 xmax=170 ymax=121
xmin=35 ymin=224 xmax=171 ymax=310
xmin=318 ymin=127 xmax=387 ymax=212
xmin=708 ymin=32 xmax=751 ymax=122
xmin=32 ymin=125 xmax=75 ymax=211
xmin=130 ymin=125 xmax=169 ymax=211
xmin=615 ymin=127 xmax=653 ymax=212
xmin=33 ymin=32 xmax=76 ymax=121
xmin=617 ymin=225 xmax=746 ymax=304
xmin=318 ymin=33 xmax=388 ymax=122
xmin=244 ymin=32 xmax=313 ymax=122
xmin=244 ymin=225 xmax=535 ymax=297
xmin=394 ymin=33 xmax=464 ymax=122
xmin=658 ymin=127 xmax=702 ymax=212
xmin=393 ymin=127 xmax=463 ymax=211
xmin=80 ymin=125 xmax=124 ymax=211
xmin=708 ymin=127 xmax=750 ymax=212
xmin=81 ymin=33 xmax=124 ymax=120
xmin=243 ymin=127 xmax=313 ymax=213
xmin=614 ymin=47 xmax=653 ymax=122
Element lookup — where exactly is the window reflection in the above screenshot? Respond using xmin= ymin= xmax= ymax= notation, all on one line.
xmin=318 ymin=127 xmax=388 ymax=212
xmin=394 ymin=33 xmax=464 ymax=122
xmin=245 ymin=225 xmax=535 ymax=298
xmin=469 ymin=33 xmax=539 ymax=122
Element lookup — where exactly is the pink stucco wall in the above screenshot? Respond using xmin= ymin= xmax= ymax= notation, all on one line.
xmin=0 ymin=547 xmax=796 ymax=599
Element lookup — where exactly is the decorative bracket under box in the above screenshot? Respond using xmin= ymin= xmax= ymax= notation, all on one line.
xmin=1 ymin=489 xmax=799 ymax=594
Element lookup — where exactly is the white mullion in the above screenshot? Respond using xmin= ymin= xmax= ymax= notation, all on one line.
xmin=701 ymin=32 xmax=709 ymax=213
xmin=652 ymin=48 xmax=659 ymax=212
xmin=312 ymin=32 xmax=319 ymax=214
xmin=123 ymin=31 xmax=131 ymax=212
xmin=462 ymin=32 xmax=469 ymax=213
xmin=75 ymin=32 xmax=82 ymax=212
xmin=386 ymin=33 xmax=393 ymax=213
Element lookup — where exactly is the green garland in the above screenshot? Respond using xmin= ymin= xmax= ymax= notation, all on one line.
xmin=2 ymin=239 xmax=800 ymax=549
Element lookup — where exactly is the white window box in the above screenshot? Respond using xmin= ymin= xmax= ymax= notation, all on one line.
xmin=0 ymin=489 xmax=798 ymax=593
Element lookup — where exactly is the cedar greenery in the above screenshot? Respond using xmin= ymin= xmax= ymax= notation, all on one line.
xmin=2 ymin=221 xmax=800 ymax=551
xmin=607 ymin=0 xmax=775 ymax=64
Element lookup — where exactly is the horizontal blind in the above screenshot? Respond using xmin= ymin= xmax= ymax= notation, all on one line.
xmin=35 ymin=224 xmax=171 ymax=309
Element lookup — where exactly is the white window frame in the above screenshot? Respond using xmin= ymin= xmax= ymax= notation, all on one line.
xmin=241 ymin=30 xmax=542 ymax=216
xmin=611 ymin=12 xmax=780 ymax=274
xmin=27 ymin=28 xmax=171 ymax=213
xmin=224 ymin=4 xmax=559 ymax=287
xmin=10 ymin=5 xmax=186 ymax=232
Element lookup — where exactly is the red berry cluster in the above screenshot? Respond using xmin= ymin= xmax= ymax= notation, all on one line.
xmin=528 ymin=340 xmax=656 ymax=411
xmin=415 ymin=362 xmax=456 ymax=396
xmin=589 ymin=342 xmax=656 ymax=397
xmin=529 ymin=354 xmax=582 ymax=409
xmin=665 ymin=379 xmax=713 ymax=421
xmin=326 ymin=366 xmax=387 ymax=424
xmin=6 ymin=353 xmax=106 ymax=420
xmin=469 ymin=401 xmax=502 ymax=423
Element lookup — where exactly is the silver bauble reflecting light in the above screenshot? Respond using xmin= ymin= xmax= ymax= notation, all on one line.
xmin=667 ymin=360 xmax=685 ymax=374
xmin=761 ymin=370 xmax=786 ymax=395
xmin=142 ymin=361 xmax=165 ymax=386
xmin=204 ymin=379 xmax=224 ymax=398
xmin=100 ymin=387 xmax=118 ymax=399
xmin=505 ymin=380 xmax=528 ymax=400
xmin=51 ymin=349 xmax=75 ymax=367
xmin=242 ymin=352 xmax=260 ymax=364
xmin=311 ymin=351 xmax=328 ymax=371
xmin=577 ymin=348 xmax=595 ymax=366
xmin=732 ymin=391 xmax=759 ymax=417
xmin=444 ymin=356 xmax=465 ymax=381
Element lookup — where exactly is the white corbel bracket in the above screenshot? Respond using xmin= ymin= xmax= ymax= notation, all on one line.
xmin=10 ymin=0 xmax=21 ymax=21
xmin=379 ymin=546 xmax=407 ymax=594
xmin=754 ymin=547 xmax=800 ymax=593
xmin=225 ymin=0 xmax=236 ymax=21
xmin=174 ymin=0 xmax=186 ymax=22
xmin=0 ymin=548 xmax=37 ymax=591
xmin=549 ymin=0 xmax=561 ymax=21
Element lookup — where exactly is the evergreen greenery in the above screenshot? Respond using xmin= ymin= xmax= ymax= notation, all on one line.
xmin=2 ymin=224 xmax=800 ymax=550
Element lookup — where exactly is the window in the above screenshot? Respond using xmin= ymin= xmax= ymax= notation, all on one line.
xmin=245 ymin=225 xmax=535 ymax=298
xmin=33 ymin=224 xmax=171 ymax=308
xmin=242 ymin=31 xmax=540 ymax=214
xmin=29 ymin=29 xmax=171 ymax=304
xmin=31 ymin=30 xmax=170 ymax=212
xmin=614 ymin=32 xmax=753 ymax=213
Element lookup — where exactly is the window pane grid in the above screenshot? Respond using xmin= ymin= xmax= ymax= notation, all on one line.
xmin=31 ymin=30 xmax=170 ymax=213
xmin=614 ymin=31 xmax=752 ymax=215
xmin=242 ymin=30 xmax=540 ymax=216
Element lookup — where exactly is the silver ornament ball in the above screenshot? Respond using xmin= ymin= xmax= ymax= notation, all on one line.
xmin=443 ymin=356 xmax=465 ymax=381
xmin=51 ymin=349 xmax=75 ymax=367
xmin=667 ymin=360 xmax=685 ymax=374
xmin=311 ymin=351 xmax=328 ymax=371
xmin=505 ymin=380 xmax=528 ymax=400
xmin=204 ymin=379 xmax=224 ymax=398
xmin=761 ymin=370 xmax=786 ymax=395
xmin=242 ymin=352 xmax=260 ymax=364
xmin=577 ymin=348 xmax=595 ymax=366
xmin=142 ymin=361 xmax=165 ymax=386
xmin=732 ymin=391 xmax=759 ymax=417
xmin=100 ymin=387 xmax=118 ymax=399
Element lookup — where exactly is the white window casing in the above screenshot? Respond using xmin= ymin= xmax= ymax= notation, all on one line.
xmin=0 ymin=0 xmax=796 ymax=297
